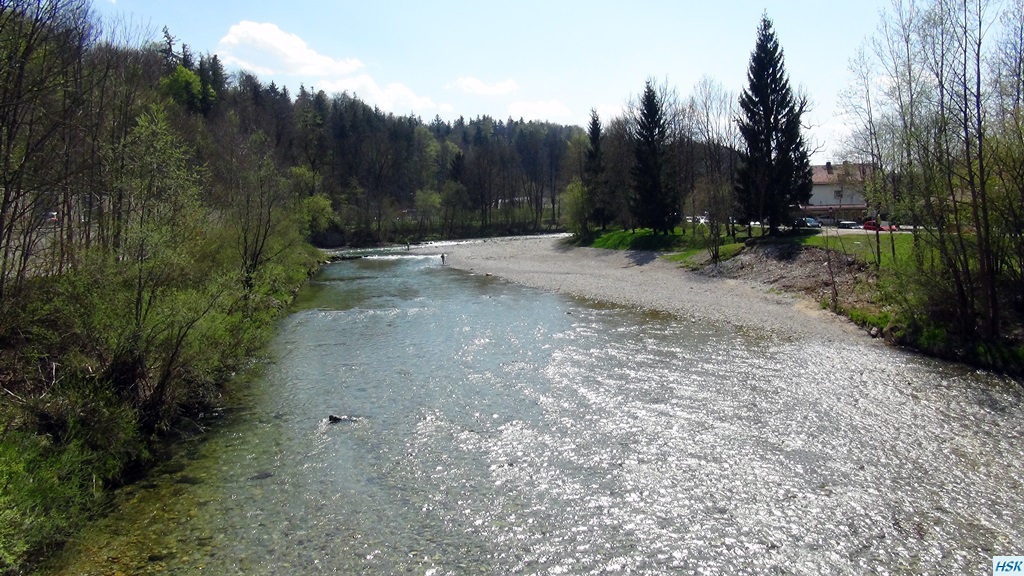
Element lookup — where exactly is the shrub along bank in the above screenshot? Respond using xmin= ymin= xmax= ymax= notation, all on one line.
xmin=0 ymin=241 xmax=321 ymax=575
xmin=796 ymin=231 xmax=1024 ymax=375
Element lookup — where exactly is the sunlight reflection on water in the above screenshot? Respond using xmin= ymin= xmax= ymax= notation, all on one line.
xmin=46 ymin=253 xmax=1024 ymax=575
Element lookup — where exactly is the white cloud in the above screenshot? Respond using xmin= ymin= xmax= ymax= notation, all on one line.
xmin=451 ymin=77 xmax=519 ymax=96
xmin=216 ymin=21 xmax=449 ymax=118
xmin=218 ymin=21 xmax=362 ymax=77
xmin=508 ymin=100 xmax=573 ymax=122
xmin=319 ymin=74 xmax=444 ymax=116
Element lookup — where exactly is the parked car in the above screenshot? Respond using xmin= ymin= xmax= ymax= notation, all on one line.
xmin=862 ymin=219 xmax=896 ymax=231
xmin=792 ymin=217 xmax=822 ymax=229
xmin=837 ymin=220 xmax=860 ymax=229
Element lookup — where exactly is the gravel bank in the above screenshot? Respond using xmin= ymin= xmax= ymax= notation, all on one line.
xmin=425 ymin=234 xmax=866 ymax=342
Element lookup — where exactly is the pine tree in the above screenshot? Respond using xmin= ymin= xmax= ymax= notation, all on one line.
xmin=631 ymin=81 xmax=675 ymax=233
xmin=735 ymin=14 xmax=812 ymax=235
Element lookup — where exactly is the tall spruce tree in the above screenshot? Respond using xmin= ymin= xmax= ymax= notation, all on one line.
xmin=631 ymin=80 xmax=676 ymax=233
xmin=735 ymin=15 xmax=812 ymax=235
xmin=583 ymin=109 xmax=608 ymax=230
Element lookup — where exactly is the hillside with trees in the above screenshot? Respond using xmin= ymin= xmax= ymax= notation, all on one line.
xmin=0 ymin=1 xmax=584 ymax=572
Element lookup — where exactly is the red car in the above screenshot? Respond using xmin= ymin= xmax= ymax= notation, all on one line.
xmin=862 ymin=220 xmax=896 ymax=231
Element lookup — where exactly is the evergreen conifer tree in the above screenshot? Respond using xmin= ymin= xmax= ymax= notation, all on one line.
xmin=631 ymin=81 xmax=675 ymax=233
xmin=583 ymin=109 xmax=607 ymax=230
xmin=735 ymin=14 xmax=813 ymax=235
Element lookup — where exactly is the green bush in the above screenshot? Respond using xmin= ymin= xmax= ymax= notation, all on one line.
xmin=560 ymin=179 xmax=591 ymax=237
xmin=0 ymin=386 xmax=143 ymax=574
xmin=0 ymin=232 xmax=321 ymax=574
xmin=845 ymin=307 xmax=892 ymax=330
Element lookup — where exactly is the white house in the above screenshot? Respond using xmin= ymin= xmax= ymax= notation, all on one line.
xmin=801 ymin=161 xmax=871 ymax=223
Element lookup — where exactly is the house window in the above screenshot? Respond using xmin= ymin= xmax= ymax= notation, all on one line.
xmin=834 ymin=189 xmax=844 ymax=200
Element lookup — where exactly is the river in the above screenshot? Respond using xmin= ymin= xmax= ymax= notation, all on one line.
xmin=45 ymin=249 xmax=1024 ymax=575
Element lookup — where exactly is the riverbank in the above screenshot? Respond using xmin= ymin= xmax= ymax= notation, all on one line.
xmin=0 ymin=243 xmax=322 ymax=576
xmin=425 ymin=235 xmax=867 ymax=343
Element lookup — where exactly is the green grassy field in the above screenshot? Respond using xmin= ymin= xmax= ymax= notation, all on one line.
xmin=586 ymin=227 xmax=918 ymax=270
xmin=588 ymin=227 xmax=749 ymax=268
xmin=798 ymin=230 xmax=917 ymax=270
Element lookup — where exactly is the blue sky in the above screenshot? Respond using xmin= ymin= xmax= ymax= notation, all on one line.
xmin=94 ymin=1 xmax=892 ymax=162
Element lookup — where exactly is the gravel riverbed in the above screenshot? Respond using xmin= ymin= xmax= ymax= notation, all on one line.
xmin=421 ymin=234 xmax=870 ymax=344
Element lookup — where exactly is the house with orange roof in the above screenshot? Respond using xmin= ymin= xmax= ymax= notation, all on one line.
xmin=800 ymin=161 xmax=871 ymax=223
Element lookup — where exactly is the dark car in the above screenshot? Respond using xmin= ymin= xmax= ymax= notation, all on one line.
xmin=792 ymin=217 xmax=821 ymax=229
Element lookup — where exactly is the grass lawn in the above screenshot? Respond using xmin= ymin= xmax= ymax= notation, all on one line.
xmin=586 ymin=226 xmax=922 ymax=275
xmin=588 ymin=227 xmax=749 ymax=268
xmin=797 ymin=230 xmax=917 ymax=271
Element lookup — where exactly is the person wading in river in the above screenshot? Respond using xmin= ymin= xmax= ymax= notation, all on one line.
xmin=441 ymin=253 xmax=446 ymax=265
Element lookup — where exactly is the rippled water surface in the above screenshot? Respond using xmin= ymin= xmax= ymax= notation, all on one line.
xmin=47 ymin=251 xmax=1024 ymax=575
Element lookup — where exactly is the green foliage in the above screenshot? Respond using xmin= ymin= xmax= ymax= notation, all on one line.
xmin=844 ymin=307 xmax=893 ymax=331
xmin=589 ymin=227 xmax=733 ymax=255
xmin=592 ymin=228 xmax=677 ymax=251
xmin=0 ymin=233 xmax=318 ymax=574
xmin=0 ymin=382 xmax=145 ymax=574
xmin=414 ymin=188 xmax=442 ymax=234
xmin=0 ymin=431 xmax=80 ymax=573
xmin=303 ymin=193 xmax=335 ymax=236
xmin=588 ymin=227 xmax=747 ymax=270
xmin=560 ymin=179 xmax=591 ymax=237
xmin=289 ymin=164 xmax=322 ymax=197
xmin=716 ymin=242 xmax=746 ymax=261
xmin=160 ymin=64 xmax=209 ymax=112
xmin=0 ymin=58 xmax=322 ymax=576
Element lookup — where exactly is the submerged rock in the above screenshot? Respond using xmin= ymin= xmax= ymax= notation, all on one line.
xmin=327 ymin=414 xmax=359 ymax=424
xmin=327 ymin=254 xmax=364 ymax=262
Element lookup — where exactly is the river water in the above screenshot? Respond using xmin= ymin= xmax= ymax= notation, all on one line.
xmin=46 ymin=250 xmax=1024 ymax=575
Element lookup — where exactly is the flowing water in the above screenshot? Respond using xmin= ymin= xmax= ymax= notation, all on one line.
xmin=46 ymin=249 xmax=1024 ymax=575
